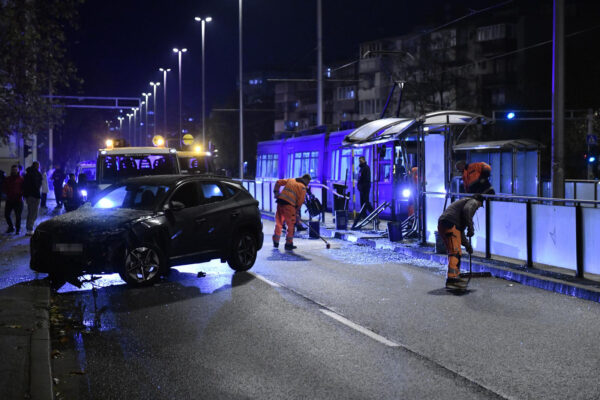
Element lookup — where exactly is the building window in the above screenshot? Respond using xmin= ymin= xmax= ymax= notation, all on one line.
xmin=256 ymin=153 xmax=279 ymax=178
xmin=337 ymin=86 xmax=356 ymax=100
xmin=287 ymin=151 xmax=319 ymax=179
xmin=477 ymin=24 xmax=506 ymax=42
xmin=430 ymin=29 xmax=456 ymax=50
xmin=491 ymin=88 xmax=506 ymax=106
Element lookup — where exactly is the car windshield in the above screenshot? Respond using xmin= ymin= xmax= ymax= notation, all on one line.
xmin=179 ymin=156 xmax=214 ymax=174
xmin=98 ymin=154 xmax=178 ymax=184
xmin=93 ymin=183 xmax=171 ymax=210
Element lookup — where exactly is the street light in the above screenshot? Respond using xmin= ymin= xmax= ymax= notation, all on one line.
xmin=194 ymin=16 xmax=212 ymax=149
xmin=131 ymin=107 xmax=139 ymax=147
xmin=117 ymin=116 xmax=124 ymax=132
xmin=172 ymin=48 xmax=188 ymax=146
xmin=142 ymin=92 xmax=151 ymax=143
xmin=150 ymin=82 xmax=161 ymax=137
xmin=158 ymin=68 xmax=171 ymax=133
xmin=140 ymin=101 xmax=146 ymax=145
xmin=126 ymin=113 xmax=133 ymax=144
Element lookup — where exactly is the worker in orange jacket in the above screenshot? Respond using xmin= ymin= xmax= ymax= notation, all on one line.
xmin=438 ymin=195 xmax=483 ymax=290
xmin=455 ymin=160 xmax=493 ymax=194
xmin=273 ymin=174 xmax=311 ymax=250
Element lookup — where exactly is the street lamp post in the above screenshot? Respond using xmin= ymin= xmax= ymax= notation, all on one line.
xmin=172 ymin=48 xmax=187 ymax=146
xmin=126 ymin=113 xmax=133 ymax=144
xmin=132 ymin=108 xmax=139 ymax=146
xmin=140 ymin=101 xmax=146 ymax=145
xmin=117 ymin=116 xmax=124 ymax=133
xmin=238 ymin=0 xmax=243 ymax=179
xmin=194 ymin=16 xmax=212 ymax=149
xmin=150 ymin=82 xmax=160 ymax=137
xmin=159 ymin=68 xmax=170 ymax=134
xmin=142 ymin=92 xmax=151 ymax=144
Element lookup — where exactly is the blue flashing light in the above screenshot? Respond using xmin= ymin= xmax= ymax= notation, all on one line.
xmin=402 ymin=188 xmax=411 ymax=198
xmin=97 ymin=198 xmax=114 ymax=208
xmin=506 ymin=112 xmax=515 ymax=120
xmin=589 ymin=156 xmax=596 ymax=163
xmin=80 ymin=189 xmax=88 ymax=198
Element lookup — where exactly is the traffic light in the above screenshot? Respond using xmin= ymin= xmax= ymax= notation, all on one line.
xmin=23 ymin=144 xmax=32 ymax=158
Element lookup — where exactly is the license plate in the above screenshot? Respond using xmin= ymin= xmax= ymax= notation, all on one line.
xmin=53 ymin=243 xmax=83 ymax=253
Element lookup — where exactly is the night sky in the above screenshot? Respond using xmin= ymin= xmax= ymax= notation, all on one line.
xmin=68 ymin=0 xmax=503 ymax=117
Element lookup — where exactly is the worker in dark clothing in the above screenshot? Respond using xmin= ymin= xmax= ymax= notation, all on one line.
xmin=437 ymin=195 xmax=483 ymax=290
xmin=357 ymin=156 xmax=373 ymax=218
xmin=455 ymin=160 xmax=493 ymax=194
xmin=51 ymin=164 xmax=66 ymax=208
xmin=273 ymin=174 xmax=311 ymax=250
xmin=2 ymin=165 xmax=24 ymax=234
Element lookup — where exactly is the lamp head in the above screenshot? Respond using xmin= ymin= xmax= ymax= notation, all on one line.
xmin=206 ymin=17 xmax=212 ymax=22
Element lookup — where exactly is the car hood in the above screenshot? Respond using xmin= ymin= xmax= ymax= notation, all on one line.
xmin=37 ymin=206 xmax=152 ymax=237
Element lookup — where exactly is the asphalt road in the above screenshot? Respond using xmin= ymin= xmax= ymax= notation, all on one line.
xmin=3 ymin=218 xmax=600 ymax=399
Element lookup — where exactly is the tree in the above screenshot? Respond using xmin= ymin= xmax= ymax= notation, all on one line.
xmin=0 ymin=0 xmax=83 ymax=142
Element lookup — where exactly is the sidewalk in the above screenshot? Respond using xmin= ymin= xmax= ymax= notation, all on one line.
xmin=262 ymin=211 xmax=600 ymax=303
xmin=0 ymin=198 xmax=61 ymax=400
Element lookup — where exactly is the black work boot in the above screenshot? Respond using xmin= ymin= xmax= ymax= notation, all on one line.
xmin=445 ymin=277 xmax=468 ymax=291
xmin=273 ymin=241 xmax=279 ymax=248
xmin=5 ymin=226 xmax=14 ymax=234
xmin=284 ymin=243 xmax=297 ymax=251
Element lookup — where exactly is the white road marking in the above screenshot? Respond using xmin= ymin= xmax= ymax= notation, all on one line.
xmin=320 ymin=309 xmax=400 ymax=347
xmin=252 ymin=273 xmax=281 ymax=288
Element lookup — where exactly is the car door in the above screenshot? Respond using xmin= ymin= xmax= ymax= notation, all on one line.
xmin=165 ymin=181 xmax=203 ymax=258
xmin=193 ymin=181 xmax=238 ymax=253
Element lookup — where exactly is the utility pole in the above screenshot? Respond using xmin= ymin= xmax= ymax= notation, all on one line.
xmin=316 ymin=0 xmax=323 ymax=126
xmin=551 ymin=0 xmax=565 ymax=198
xmin=239 ymin=0 xmax=244 ymax=179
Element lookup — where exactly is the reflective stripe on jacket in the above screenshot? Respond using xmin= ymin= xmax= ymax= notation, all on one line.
xmin=274 ymin=178 xmax=307 ymax=209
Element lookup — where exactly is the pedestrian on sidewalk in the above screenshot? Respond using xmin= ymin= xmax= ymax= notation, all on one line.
xmin=63 ymin=173 xmax=81 ymax=212
xmin=272 ymin=174 xmax=311 ymax=250
xmin=0 ymin=169 xmax=5 ymax=213
xmin=23 ymin=161 xmax=42 ymax=235
xmin=357 ymin=156 xmax=373 ymax=218
xmin=40 ymin=168 xmax=49 ymax=209
xmin=51 ymin=164 xmax=65 ymax=209
xmin=2 ymin=165 xmax=24 ymax=234
xmin=437 ymin=194 xmax=483 ymax=290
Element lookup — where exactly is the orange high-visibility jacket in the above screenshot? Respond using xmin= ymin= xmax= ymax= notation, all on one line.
xmin=274 ymin=178 xmax=307 ymax=209
xmin=462 ymin=162 xmax=491 ymax=191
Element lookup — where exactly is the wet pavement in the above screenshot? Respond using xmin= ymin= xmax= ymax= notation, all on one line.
xmin=3 ymin=212 xmax=600 ymax=399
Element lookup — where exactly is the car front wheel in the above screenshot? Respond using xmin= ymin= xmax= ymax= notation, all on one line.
xmin=227 ymin=231 xmax=258 ymax=271
xmin=119 ymin=243 xmax=167 ymax=286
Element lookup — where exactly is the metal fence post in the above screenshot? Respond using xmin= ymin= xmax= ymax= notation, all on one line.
xmin=485 ymin=198 xmax=491 ymax=259
xmin=526 ymin=200 xmax=533 ymax=268
xmin=575 ymin=204 xmax=584 ymax=278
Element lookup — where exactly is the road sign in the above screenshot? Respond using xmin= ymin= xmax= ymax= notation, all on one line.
xmin=587 ymin=134 xmax=597 ymax=145
xmin=182 ymin=134 xmax=194 ymax=146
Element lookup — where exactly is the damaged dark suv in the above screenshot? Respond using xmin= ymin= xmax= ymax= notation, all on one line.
xmin=30 ymin=175 xmax=263 ymax=286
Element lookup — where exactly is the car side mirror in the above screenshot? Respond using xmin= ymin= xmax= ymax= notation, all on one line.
xmin=166 ymin=201 xmax=185 ymax=211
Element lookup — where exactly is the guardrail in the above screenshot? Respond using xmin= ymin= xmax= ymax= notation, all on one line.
xmin=423 ymin=191 xmax=600 ymax=278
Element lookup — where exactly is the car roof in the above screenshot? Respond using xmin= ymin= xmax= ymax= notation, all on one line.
xmin=120 ymin=174 xmax=237 ymax=186
xmin=98 ymin=147 xmax=176 ymax=155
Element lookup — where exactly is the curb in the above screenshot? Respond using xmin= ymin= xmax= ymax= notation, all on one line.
xmin=29 ymin=284 xmax=53 ymax=400
xmin=261 ymin=212 xmax=600 ymax=303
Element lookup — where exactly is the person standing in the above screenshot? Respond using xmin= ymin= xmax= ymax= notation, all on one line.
xmin=51 ymin=164 xmax=65 ymax=208
xmin=63 ymin=173 xmax=80 ymax=212
xmin=357 ymin=156 xmax=373 ymax=217
xmin=40 ymin=168 xmax=49 ymax=209
xmin=2 ymin=165 xmax=24 ymax=234
xmin=23 ymin=161 xmax=42 ymax=235
xmin=272 ymin=174 xmax=311 ymax=250
xmin=437 ymin=195 xmax=483 ymax=290
xmin=0 ymin=169 xmax=5 ymax=212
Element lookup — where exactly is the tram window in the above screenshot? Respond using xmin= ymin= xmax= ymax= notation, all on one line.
xmin=290 ymin=151 xmax=319 ymax=179
xmin=256 ymin=153 xmax=278 ymax=178
xmin=379 ymin=164 xmax=391 ymax=182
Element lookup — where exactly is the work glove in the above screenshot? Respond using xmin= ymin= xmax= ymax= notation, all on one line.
xmin=467 ymin=228 xmax=474 ymax=237
xmin=273 ymin=190 xmax=278 ymax=198
xmin=465 ymin=242 xmax=473 ymax=254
